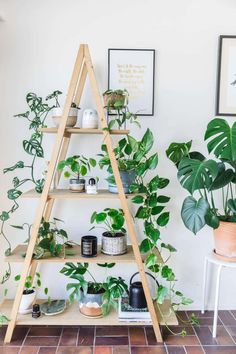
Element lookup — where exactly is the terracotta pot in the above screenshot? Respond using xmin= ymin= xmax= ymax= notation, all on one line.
xmin=213 ymin=221 xmax=236 ymax=261
xmin=79 ymin=288 xmax=105 ymax=318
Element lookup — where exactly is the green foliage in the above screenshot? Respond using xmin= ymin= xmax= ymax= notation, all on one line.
xmin=0 ymin=91 xmax=60 ymax=284
xmin=57 ymin=155 xmax=96 ymax=179
xmin=103 ymin=89 xmax=140 ymax=129
xmin=90 ymin=208 xmax=126 ymax=235
xmin=166 ymin=117 xmax=236 ymax=233
xmin=14 ymin=272 xmax=41 ymax=290
xmin=60 ymin=262 xmax=128 ymax=315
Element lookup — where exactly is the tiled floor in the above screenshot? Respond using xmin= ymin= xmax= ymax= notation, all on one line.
xmin=1 ymin=311 xmax=236 ymax=353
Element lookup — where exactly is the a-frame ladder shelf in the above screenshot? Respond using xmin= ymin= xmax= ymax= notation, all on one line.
xmin=0 ymin=300 xmax=177 ymax=327
xmin=38 ymin=127 xmax=130 ymax=135
xmin=3 ymin=44 xmax=171 ymax=344
xmin=22 ymin=189 xmax=135 ymax=200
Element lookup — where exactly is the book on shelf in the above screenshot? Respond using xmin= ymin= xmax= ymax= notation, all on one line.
xmin=118 ymin=296 xmax=151 ymax=322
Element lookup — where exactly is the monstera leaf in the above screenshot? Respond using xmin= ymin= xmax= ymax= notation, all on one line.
xmin=204 ymin=118 xmax=236 ymax=163
xmin=209 ymin=162 xmax=234 ymax=191
xmin=177 ymin=157 xmax=218 ymax=194
xmin=181 ymin=196 xmax=209 ymax=234
xmin=166 ymin=140 xmax=192 ymax=165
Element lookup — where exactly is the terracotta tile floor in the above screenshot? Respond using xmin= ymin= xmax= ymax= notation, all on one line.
xmin=1 ymin=311 xmax=236 ymax=353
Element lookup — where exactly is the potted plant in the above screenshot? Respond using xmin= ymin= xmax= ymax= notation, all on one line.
xmin=98 ymin=129 xmax=158 ymax=194
xmin=60 ymin=262 xmax=127 ymax=317
xmin=103 ymin=89 xmax=140 ymax=129
xmin=90 ymin=208 xmax=127 ymax=255
xmin=166 ymin=118 xmax=236 ymax=261
xmin=57 ymin=155 xmax=96 ymax=192
xmin=15 ymin=272 xmax=41 ymax=314
xmin=46 ymin=90 xmax=80 ymax=128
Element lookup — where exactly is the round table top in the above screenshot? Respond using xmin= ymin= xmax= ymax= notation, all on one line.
xmin=206 ymin=251 xmax=236 ymax=268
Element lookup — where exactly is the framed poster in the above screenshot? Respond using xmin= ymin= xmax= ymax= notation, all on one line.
xmin=216 ymin=35 xmax=236 ymax=116
xmin=108 ymin=49 xmax=155 ymax=116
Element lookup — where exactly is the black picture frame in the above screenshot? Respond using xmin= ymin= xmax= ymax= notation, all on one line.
xmin=216 ymin=35 xmax=236 ymax=116
xmin=108 ymin=48 xmax=155 ymax=116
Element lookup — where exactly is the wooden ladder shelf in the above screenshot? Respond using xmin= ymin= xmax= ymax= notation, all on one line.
xmin=3 ymin=44 xmax=177 ymax=343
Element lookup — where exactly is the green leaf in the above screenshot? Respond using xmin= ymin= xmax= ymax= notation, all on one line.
xmin=161 ymin=243 xmax=177 ymax=252
xmin=127 ymin=135 xmax=138 ymax=152
xmin=131 ymin=195 xmax=144 ymax=204
xmin=140 ymin=128 xmax=154 ymax=154
xmin=157 ymin=178 xmax=169 ymax=189
xmin=156 ymin=212 xmax=170 ymax=227
xmin=57 ymin=160 xmax=66 ymax=170
xmin=135 ymin=206 xmax=149 ymax=219
xmin=14 ymin=275 xmax=21 ymax=281
xmin=181 ymin=297 xmax=193 ymax=305
xmin=148 ymin=176 xmax=159 ymax=192
xmin=156 ymin=195 xmax=170 ymax=203
xmin=204 ymin=118 xmax=236 ymax=162
xmin=156 ymin=285 xmax=168 ymax=304
xmin=147 ymin=154 xmax=158 ymax=169
xmin=181 ymin=196 xmax=209 ymax=234
xmin=139 ymin=239 xmax=153 ymax=253
xmin=89 ymin=158 xmax=96 ymax=167
xmin=161 ymin=265 xmax=175 ymax=281
xmin=3 ymin=161 xmax=24 ymax=174
xmin=96 ymin=212 xmax=107 ymax=223
xmin=0 ymin=212 xmax=10 ymax=221
xmin=38 ymin=238 xmax=51 ymax=250
xmin=80 ymin=165 xmax=87 ymax=176
xmin=145 ymin=253 xmax=157 ymax=268
xmin=23 ymin=139 xmax=44 ymax=157
xmin=151 ymin=206 xmax=165 ymax=215
xmin=178 ymin=157 xmax=218 ymax=194
xmin=64 ymin=171 xmax=70 ymax=178
xmin=209 ymin=163 xmax=234 ymax=191
xmin=7 ymin=189 xmax=22 ymax=200
xmin=228 ymin=199 xmax=236 ymax=214
xmin=166 ymin=141 xmax=192 ymax=165
xmin=90 ymin=211 xmax=97 ymax=223
xmin=5 ymin=248 xmax=11 ymax=256
xmin=205 ymin=210 xmax=220 ymax=229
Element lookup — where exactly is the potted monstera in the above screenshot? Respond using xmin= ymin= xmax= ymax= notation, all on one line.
xmin=60 ymin=262 xmax=127 ymax=317
xmin=166 ymin=118 xmax=236 ymax=261
xmin=57 ymin=155 xmax=96 ymax=192
xmin=98 ymin=129 xmax=158 ymax=194
xmin=90 ymin=208 xmax=127 ymax=255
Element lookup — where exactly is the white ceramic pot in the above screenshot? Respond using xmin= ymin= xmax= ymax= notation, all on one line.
xmin=82 ymin=109 xmax=98 ymax=129
xmin=69 ymin=178 xmax=85 ymax=192
xmin=19 ymin=290 xmax=36 ymax=314
xmin=102 ymin=232 xmax=127 ymax=255
xmin=52 ymin=107 xmax=78 ymax=127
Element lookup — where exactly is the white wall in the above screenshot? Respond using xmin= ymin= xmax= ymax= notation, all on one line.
xmin=1 ymin=0 xmax=236 ymax=309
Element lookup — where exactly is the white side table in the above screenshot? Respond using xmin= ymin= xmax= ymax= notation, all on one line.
xmin=201 ymin=252 xmax=236 ymax=337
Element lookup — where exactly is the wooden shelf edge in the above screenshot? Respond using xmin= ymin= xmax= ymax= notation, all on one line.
xmin=21 ymin=189 xmax=135 ymax=199
xmin=38 ymin=127 xmax=130 ymax=135
xmin=0 ymin=299 xmax=177 ymax=326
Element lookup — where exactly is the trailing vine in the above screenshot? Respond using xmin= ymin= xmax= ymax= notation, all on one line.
xmin=0 ymin=90 xmax=62 ymax=284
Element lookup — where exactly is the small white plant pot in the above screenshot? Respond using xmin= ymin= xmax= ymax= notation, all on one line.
xmin=102 ymin=232 xmax=127 ymax=255
xmin=52 ymin=107 xmax=78 ymax=127
xmin=69 ymin=178 xmax=85 ymax=193
xmin=82 ymin=109 xmax=98 ymax=129
xmin=19 ymin=290 xmax=36 ymax=314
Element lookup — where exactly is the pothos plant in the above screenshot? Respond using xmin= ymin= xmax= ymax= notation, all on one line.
xmin=60 ymin=262 xmax=128 ymax=315
xmin=121 ymin=130 xmax=198 ymax=334
xmin=0 ymin=90 xmax=62 ymax=284
xmin=103 ymin=89 xmax=140 ymax=129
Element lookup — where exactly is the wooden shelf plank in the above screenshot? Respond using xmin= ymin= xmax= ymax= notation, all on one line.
xmin=5 ymin=245 xmax=136 ymax=264
xmin=21 ymin=189 xmax=135 ymax=200
xmin=0 ymin=299 xmax=177 ymax=326
xmin=38 ymin=127 xmax=130 ymax=135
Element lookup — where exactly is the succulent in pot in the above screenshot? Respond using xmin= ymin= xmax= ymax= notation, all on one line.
xmin=90 ymin=208 xmax=127 ymax=255
xmin=15 ymin=272 xmax=41 ymax=314
xmin=98 ymin=129 xmax=158 ymax=194
xmin=60 ymin=262 xmax=128 ymax=317
xmin=103 ymin=89 xmax=140 ymax=129
xmin=166 ymin=118 xmax=236 ymax=261
xmin=46 ymin=90 xmax=80 ymax=128
xmin=57 ymin=155 xmax=96 ymax=193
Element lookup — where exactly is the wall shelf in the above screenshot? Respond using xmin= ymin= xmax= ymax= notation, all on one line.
xmin=38 ymin=127 xmax=130 ymax=135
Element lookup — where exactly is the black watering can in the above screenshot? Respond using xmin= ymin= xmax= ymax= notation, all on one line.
xmin=128 ymin=272 xmax=159 ymax=309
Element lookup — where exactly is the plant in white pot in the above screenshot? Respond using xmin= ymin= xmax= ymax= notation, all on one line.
xmin=60 ymin=262 xmax=127 ymax=317
xmin=46 ymin=90 xmax=80 ymax=128
xmin=90 ymin=208 xmax=127 ymax=255
xmin=57 ymin=155 xmax=97 ymax=192
xmin=166 ymin=118 xmax=236 ymax=261
xmin=15 ymin=272 xmax=41 ymax=314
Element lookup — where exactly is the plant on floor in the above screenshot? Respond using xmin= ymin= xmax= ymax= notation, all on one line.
xmin=0 ymin=91 xmax=61 ymax=284
xmin=57 ymin=155 xmax=96 ymax=180
xmin=103 ymin=89 xmax=140 ymax=129
xmin=98 ymin=129 xmax=158 ymax=192
xmin=166 ymin=118 xmax=236 ymax=234
xmin=60 ymin=262 xmax=128 ymax=316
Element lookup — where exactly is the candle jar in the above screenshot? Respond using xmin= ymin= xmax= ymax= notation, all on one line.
xmin=81 ymin=235 xmax=97 ymax=257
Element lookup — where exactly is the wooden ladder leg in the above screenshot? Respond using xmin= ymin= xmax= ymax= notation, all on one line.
xmin=4 ymin=45 xmax=85 ymax=344
xmin=84 ymin=44 xmax=162 ymax=342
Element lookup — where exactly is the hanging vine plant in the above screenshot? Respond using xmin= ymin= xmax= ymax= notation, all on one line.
xmin=0 ymin=90 xmax=62 ymax=284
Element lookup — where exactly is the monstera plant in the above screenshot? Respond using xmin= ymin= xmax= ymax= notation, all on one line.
xmin=167 ymin=118 xmax=236 ymax=260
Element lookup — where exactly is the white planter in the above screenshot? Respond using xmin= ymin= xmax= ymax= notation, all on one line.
xmin=52 ymin=107 xmax=78 ymax=127
xmin=19 ymin=290 xmax=36 ymax=314
xmin=69 ymin=178 xmax=85 ymax=192
xmin=82 ymin=109 xmax=98 ymax=129
xmin=102 ymin=232 xmax=127 ymax=255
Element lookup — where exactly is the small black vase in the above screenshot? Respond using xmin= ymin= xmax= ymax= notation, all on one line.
xmin=81 ymin=235 xmax=97 ymax=257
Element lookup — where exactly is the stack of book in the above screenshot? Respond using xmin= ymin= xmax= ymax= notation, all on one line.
xmin=118 ymin=296 xmax=151 ymax=322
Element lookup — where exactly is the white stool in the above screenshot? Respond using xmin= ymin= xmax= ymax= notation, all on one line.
xmin=201 ymin=252 xmax=236 ymax=337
